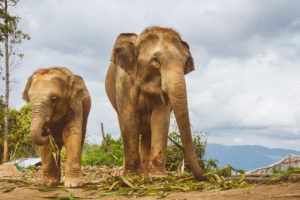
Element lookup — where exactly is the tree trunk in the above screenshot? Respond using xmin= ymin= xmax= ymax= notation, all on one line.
xmin=3 ymin=0 xmax=9 ymax=163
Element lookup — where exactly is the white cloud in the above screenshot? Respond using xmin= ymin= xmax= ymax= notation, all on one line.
xmin=233 ymin=137 xmax=243 ymax=143
xmin=2 ymin=0 xmax=300 ymax=150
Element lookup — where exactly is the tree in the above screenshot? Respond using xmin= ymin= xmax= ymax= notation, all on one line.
xmin=0 ymin=96 xmax=38 ymax=161
xmin=0 ymin=0 xmax=30 ymax=162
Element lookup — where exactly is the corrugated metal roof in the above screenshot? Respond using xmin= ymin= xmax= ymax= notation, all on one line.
xmin=11 ymin=157 xmax=41 ymax=168
xmin=247 ymin=154 xmax=300 ymax=174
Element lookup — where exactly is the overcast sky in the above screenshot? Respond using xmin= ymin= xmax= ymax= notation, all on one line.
xmin=2 ymin=0 xmax=300 ymax=150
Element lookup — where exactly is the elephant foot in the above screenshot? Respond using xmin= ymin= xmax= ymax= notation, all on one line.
xmin=140 ymin=160 xmax=150 ymax=175
xmin=148 ymin=166 xmax=167 ymax=177
xmin=41 ymin=169 xmax=61 ymax=187
xmin=64 ymin=177 xmax=82 ymax=188
xmin=41 ymin=176 xmax=60 ymax=187
xmin=122 ymin=168 xmax=141 ymax=176
xmin=139 ymin=168 xmax=149 ymax=175
xmin=123 ymin=162 xmax=141 ymax=176
xmin=148 ymin=171 xmax=167 ymax=177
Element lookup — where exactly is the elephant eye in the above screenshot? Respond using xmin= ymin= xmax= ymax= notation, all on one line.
xmin=51 ymin=96 xmax=58 ymax=103
xmin=150 ymin=57 xmax=160 ymax=68
xmin=151 ymin=57 xmax=159 ymax=63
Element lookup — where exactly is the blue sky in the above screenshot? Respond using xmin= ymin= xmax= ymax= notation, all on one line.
xmin=2 ymin=0 xmax=300 ymax=150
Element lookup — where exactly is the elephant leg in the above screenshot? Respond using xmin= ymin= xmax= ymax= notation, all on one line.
xmin=149 ymin=106 xmax=170 ymax=176
xmin=39 ymin=143 xmax=61 ymax=187
xmin=81 ymin=96 xmax=91 ymax=147
xmin=63 ymin=120 xmax=83 ymax=188
xmin=118 ymin=114 xmax=140 ymax=175
xmin=140 ymin=131 xmax=151 ymax=174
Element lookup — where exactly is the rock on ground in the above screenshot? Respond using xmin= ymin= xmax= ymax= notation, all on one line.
xmin=0 ymin=163 xmax=20 ymax=178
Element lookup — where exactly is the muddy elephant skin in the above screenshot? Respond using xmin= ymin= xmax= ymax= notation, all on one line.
xmin=105 ymin=27 xmax=204 ymax=180
xmin=23 ymin=67 xmax=91 ymax=188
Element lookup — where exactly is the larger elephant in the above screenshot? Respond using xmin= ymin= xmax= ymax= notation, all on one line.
xmin=23 ymin=67 xmax=91 ymax=187
xmin=105 ymin=26 xmax=204 ymax=180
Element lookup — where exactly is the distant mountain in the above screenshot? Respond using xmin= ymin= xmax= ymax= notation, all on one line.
xmin=205 ymin=144 xmax=300 ymax=171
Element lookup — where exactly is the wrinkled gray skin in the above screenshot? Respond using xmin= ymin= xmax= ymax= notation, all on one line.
xmin=105 ymin=27 xmax=204 ymax=180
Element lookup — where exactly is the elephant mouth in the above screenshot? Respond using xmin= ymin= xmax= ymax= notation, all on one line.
xmin=42 ymin=123 xmax=52 ymax=137
xmin=159 ymin=91 xmax=169 ymax=105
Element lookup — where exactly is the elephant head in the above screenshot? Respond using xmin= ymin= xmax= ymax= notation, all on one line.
xmin=23 ymin=67 xmax=89 ymax=146
xmin=111 ymin=27 xmax=204 ymax=180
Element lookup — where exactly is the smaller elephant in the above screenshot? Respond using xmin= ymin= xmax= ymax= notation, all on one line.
xmin=23 ymin=67 xmax=91 ymax=188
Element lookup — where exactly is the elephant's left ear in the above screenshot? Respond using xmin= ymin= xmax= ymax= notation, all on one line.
xmin=181 ymin=41 xmax=195 ymax=75
xmin=69 ymin=75 xmax=90 ymax=104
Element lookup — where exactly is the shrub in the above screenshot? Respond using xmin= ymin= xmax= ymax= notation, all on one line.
xmin=81 ymin=134 xmax=123 ymax=166
xmin=166 ymin=130 xmax=218 ymax=172
xmin=0 ymin=96 xmax=38 ymax=161
xmin=166 ymin=112 xmax=218 ymax=172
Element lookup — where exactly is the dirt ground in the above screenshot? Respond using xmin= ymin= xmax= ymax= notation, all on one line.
xmin=1 ymin=164 xmax=300 ymax=200
xmin=1 ymin=182 xmax=300 ymax=200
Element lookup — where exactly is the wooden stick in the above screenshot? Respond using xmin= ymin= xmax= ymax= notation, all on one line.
xmin=101 ymin=122 xmax=106 ymax=141
xmin=101 ymin=122 xmax=110 ymax=153
xmin=168 ymin=135 xmax=184 ymax=152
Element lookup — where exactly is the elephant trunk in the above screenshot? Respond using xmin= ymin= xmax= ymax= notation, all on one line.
xmin=30 ymin=104 xmax=49 ymax=146
xmin=164 ymin=70 xmax=205 ymax=180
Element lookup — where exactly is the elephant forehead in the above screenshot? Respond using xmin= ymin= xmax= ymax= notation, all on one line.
xmin=30 ymin=74 xmax=68 ymax=93
xmin=33 ymin=73 xmax=67 ymax=83
xmin=138 ymin=39 xmax=183 ymax=61
xmin=34 ymin=68 xmax=70 ymax=81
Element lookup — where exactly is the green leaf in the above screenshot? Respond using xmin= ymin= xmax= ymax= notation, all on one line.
xmin=108 ymin=180 xmax=121 ymax=192
xmin=49 ymin=135 xmax=60 ymax=167
xmin=120 ymin=177 xmax=135 ymax=188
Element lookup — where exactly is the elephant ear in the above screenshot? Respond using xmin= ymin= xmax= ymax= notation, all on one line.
xmin=181 ymin=41 xmax=195 ymax=75
xmin=110 ymin=33 xmax=137 ymax=77
xmin=23 ymin=75 xmax=33 ymax=102
xmin=69 ymin=75 xmax=90 ymax=109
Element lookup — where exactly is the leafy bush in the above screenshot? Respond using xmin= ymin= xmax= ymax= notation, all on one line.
xmin=81 ymin=134 xmax=123 ymax=166
xmin=0 ymin=96 xmax=38 ymax=161
xmin=166 ymin=112 xmax=218 ymax=172
xmin=166 ymin=130 xmax=218 ymax=172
